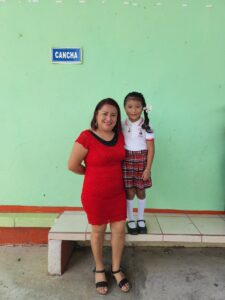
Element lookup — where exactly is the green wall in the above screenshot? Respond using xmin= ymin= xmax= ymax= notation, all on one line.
xmin=0 ymin=0 xmax=224 ymax=210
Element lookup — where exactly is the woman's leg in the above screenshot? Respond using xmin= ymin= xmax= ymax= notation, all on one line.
xmin=91 ymin=224 xmax=107 ymax=294
xmin=110 ymin=221 xmax=129 ymax=292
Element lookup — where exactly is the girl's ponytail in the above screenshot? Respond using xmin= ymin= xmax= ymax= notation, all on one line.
xmin=142 ymin=108 xmax=152 ymax=133
xmin=141 ymin=95 xmax=153 ymax=133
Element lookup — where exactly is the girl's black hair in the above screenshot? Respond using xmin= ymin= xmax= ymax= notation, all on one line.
xmin=90 ymin=98 xmax=122 ymax=133
xmin=124 ymin=91 xmax=153 ymax=133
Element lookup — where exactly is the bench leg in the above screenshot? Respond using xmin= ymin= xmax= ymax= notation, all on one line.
xmin=48 ymin=240 xmax=75 ymax=275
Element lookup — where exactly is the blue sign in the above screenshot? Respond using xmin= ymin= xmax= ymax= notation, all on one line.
xmin=52 ymin=48 xmax=82 ymax=64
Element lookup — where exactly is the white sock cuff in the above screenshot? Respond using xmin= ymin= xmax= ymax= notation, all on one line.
xmin=137 ymin=197 xmax=146 ymax=202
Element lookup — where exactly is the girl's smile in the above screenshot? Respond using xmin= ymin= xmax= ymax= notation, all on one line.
xmin=124 ymin=98 xmax=143 ymax=122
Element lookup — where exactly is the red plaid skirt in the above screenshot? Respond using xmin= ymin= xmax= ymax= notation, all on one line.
xmin=122 ymin=150 xmax=152 ymax=190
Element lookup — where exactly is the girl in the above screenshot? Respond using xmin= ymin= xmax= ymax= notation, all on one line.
xmin=122 ymin=92 xmax=155 ymax=234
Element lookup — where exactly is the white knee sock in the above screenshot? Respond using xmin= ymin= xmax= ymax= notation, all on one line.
xmin=127 ymin=200 xmax=136 ymax=228
xmin=137 ymin=198 xmax=146 ymax=227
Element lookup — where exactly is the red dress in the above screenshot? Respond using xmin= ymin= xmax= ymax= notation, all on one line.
xmin=76 ymin=130 xmax=126 ymax=225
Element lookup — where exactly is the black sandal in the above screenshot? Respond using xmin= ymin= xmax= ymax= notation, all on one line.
xmin=111 ymin=268 xmax=130 ymax=293
xmin=93 ymin=268 xmax=108 ymax=295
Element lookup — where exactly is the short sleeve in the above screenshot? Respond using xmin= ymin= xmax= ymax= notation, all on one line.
xmin=145 ymin=123 xmax=155 ymax=141
xmin=75 ymin=130 xmax=90 ymax=150
xmin=146 ymin=131 xmax=154 ymax=141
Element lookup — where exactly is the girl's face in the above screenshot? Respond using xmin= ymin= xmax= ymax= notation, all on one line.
xmin=124 ymin=98 xmax=143 ymax=122
xmin=96 ymin=104 xmax=118 ymax=132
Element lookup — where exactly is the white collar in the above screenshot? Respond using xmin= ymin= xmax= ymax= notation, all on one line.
xmin=125 ymin=117 xmax=144 ymax=127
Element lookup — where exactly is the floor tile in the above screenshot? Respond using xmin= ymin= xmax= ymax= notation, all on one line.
xmin=50 ymin=212 xmax=87 ymax=233
xmin=187 ymin=214 xmax=223 ymax=218
xmin=156 ymin=215 xmax=201 ymax=235
xmin=189 ymin=216 xmax=225 ymax=235
xmin=141 ymin=214 xmax=162 ymax=234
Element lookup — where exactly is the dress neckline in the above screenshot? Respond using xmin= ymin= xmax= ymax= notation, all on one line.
xmin=89 ymin=130 xmax=118 ymax=146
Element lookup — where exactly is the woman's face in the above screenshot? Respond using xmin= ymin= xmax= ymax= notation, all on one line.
xmin=96 ymin=104 xmax=118 ymax=132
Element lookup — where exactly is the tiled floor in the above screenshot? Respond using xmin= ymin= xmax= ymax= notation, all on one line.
xmin=49 ymin=211 xmax=225 ymax=244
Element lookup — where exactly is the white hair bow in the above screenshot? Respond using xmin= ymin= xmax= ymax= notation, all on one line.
xmin=143 ymin=104 xmax=153 ymax=113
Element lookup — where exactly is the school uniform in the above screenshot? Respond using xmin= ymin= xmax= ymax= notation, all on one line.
xmin=122 ymin=117 xmax=154 ymax=190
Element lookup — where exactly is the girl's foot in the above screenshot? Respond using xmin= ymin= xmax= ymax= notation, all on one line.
xmin=126 ymin=220 xmax=138 ymax=235
xmin=93 ymin=268 xmax=108 ymax=295
xmin=137 ymin=219 xmax=147 ymax=234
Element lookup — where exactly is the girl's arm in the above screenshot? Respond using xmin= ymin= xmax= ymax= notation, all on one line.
xmin=68 ymin=142 xmax=88 ymax=175
xmin=142 ymin=140 xmax=155 ymax=181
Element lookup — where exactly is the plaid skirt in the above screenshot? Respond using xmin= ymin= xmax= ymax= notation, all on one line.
xmin=122 ymin=150 xmax=152 ymax=190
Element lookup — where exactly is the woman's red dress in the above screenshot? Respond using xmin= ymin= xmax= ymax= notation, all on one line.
xmin=76 ymin=130 xmax=126 ymax=225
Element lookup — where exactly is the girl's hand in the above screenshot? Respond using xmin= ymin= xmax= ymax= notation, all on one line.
xmin=142 ymin=169 xmax=151 ymax=181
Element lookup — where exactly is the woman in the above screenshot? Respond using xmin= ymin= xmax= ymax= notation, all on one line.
xmin=68 ymin=98 xmax=130 ymax=295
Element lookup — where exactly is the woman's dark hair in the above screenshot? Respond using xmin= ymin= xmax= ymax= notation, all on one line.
xmin=124 ymin=91 xmax=152 ymax=133
xmin=90 ymin=98 xmax=122 ymax=133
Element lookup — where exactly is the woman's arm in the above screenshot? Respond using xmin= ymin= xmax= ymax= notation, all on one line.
xmin=142 ymin=140 xmax=155 ymax=181
xmin=68 ymin=142 xmax=88 ymax=175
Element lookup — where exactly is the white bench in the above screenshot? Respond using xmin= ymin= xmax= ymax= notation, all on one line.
xmin=48 ymin=211 xmax=225 ymax=275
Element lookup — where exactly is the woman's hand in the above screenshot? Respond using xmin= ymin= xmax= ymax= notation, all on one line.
xmin=142 ymin=168 xmax=151 ymax=181
xmin=68 ymin=142 xmax=88 ymax=175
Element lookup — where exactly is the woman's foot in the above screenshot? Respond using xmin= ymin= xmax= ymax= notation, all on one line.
xmin=112 ymin=268 xmax=130 ymax=293
xmin=93 ymin=268 xmax=108 ymax=295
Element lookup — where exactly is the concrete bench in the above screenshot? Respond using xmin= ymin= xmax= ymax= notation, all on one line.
xmin=48 ymin=211 xmax=225 ymax=275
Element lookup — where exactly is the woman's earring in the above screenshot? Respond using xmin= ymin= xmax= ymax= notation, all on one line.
xmin=95 ymin=122 xmax=98 ymax=129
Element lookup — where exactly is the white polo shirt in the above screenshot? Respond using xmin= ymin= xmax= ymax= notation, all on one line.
xmin=122 ymin=118 xmax=155 ymax=151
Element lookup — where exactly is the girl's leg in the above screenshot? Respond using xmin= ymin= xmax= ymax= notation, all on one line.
xmin=136 ymin=189 xmax=147 ymax=229
xmin=110 ymin=221 xmax=129 ymax=292
xmin=91 ymin=224 xmax=107 ymax=294
xmin=126 ymin=188 xmax=136 ymax=227
xmin=136 ymin=188 xmax=145 ymax=200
